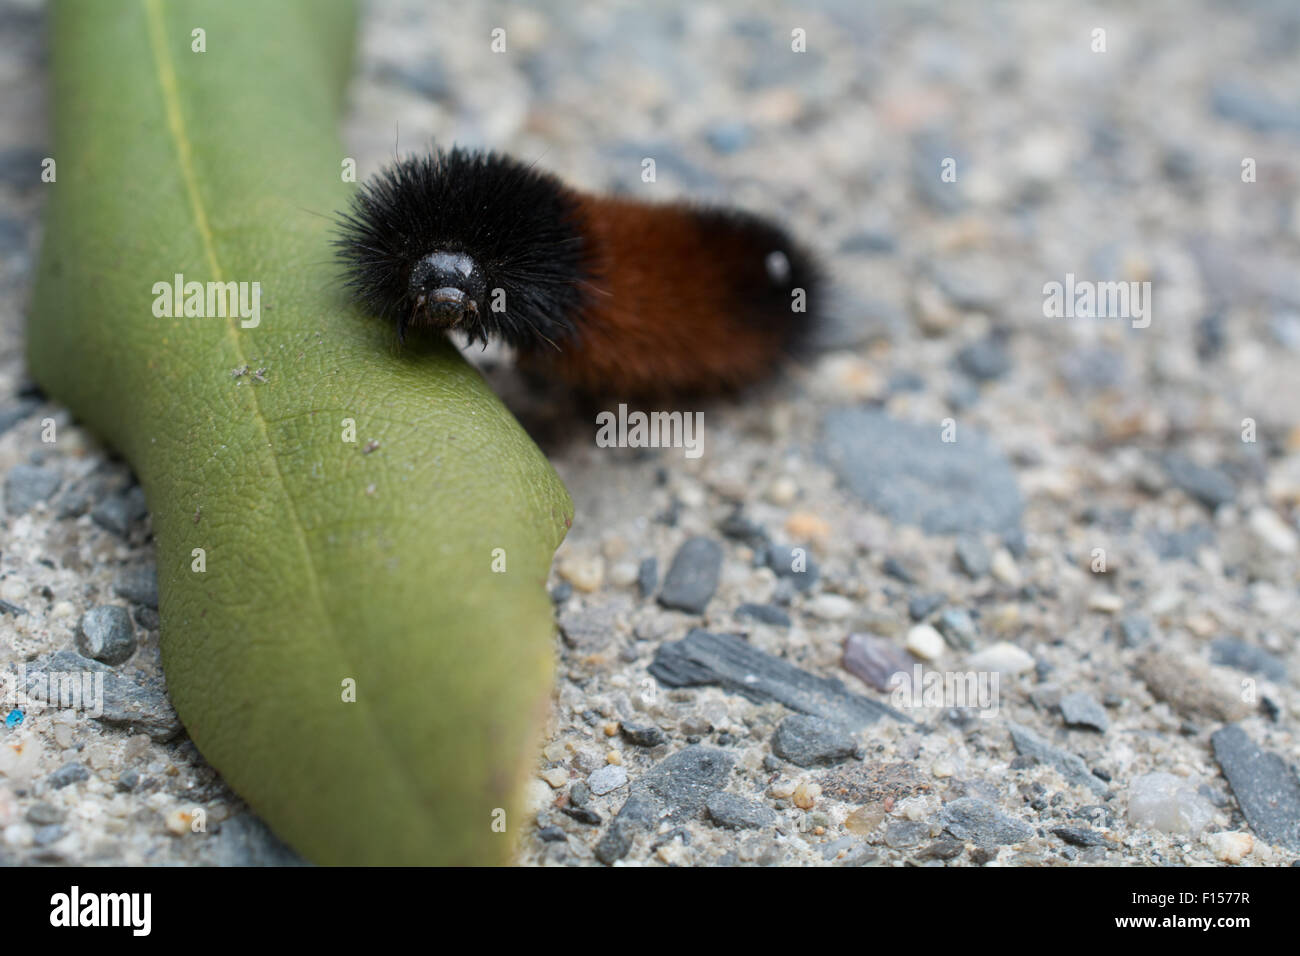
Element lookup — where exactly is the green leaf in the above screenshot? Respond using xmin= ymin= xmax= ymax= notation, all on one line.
xmin=29 ymin=0 xmax=572 ymax=864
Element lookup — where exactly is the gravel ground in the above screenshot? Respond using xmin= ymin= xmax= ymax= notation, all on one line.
xmin=2 ymin=0 xmax=1299 ymax=867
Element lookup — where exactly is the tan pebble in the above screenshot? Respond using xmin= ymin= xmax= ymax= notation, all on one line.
xmin=784 ymin=511 xmax=831 ymax=543
xmin=557 ymin=554 xmax=604 ymax=592
xmin=990 ymin=548 xmax=1022 ymax=587
xmin=844 ymin=805 xmax=885 ymax=835
xmin=606 ymin=751 xmax=622 ymax=765
xmin=812 ymin=825 xmax=825 ymax=836
xmin=540 ymin=767 xmax=569 ymax=789
xmin=603 ymin=722 xmax=619 ymax=737
xmin=542 ymin=741 xmax=568 ymax=762
xmin=769 ymin=779 xmax=797 ymax=800
xmin=657 ymin=841 xmax=689 ymax=866
xmin=793 ymin=781 xmax=821 ymax=810
xmin=164 ymin=809 xmax=194 ymax=835
xmin=1206 ymin=831 xmax=1253 ymax=864
xmin=601 ymin=536 xmax=627 ymax=560
xmin=1088 ymin=592 xmax=1123 ymax=613
xmin=766 ymin=476 xmax=798 ymax=506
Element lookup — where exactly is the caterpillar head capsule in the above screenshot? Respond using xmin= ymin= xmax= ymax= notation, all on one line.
xmin=407 ymin=251 xmax=486 ymax=333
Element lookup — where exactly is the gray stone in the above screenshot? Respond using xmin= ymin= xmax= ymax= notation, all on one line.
xmin=705 ymin=791 xmax=776 ymax=829
xmin=771 ymin=715 xmax=857 ymax=767
xmin=649 ymin=629 xmax=912 ymax=731
xmin=26 ymin=802 xmax=66 ymax=826
xmin=0 ymin=396 xmax=40 ymax=437
xmin=4 ymin=464 xmax=61 ymax=514
xmin=1162 ymin=453 xmax=1236 ymax=509
xmin=1209 ymin=638 xmax=1287 ymax=683
xmin=595 ymin=746 xmax=735 ymax=864
xmin=1059 ymin=692 xmax=1109 ymax=732
xmin=1052 ymin=825 xmax=1112 ymax=848
xmin=32 ymin=824 xmax=66 ymax=847
xmin=1118 ymin=615 xmax=1151 ymax=647
xmin=112 ymin=564 xmax=159 ymax=609
xmin=842 ymin=633 xmax=913 ymax=692
xmin=636 ymin=557 xmax=658 ymax=598
xmin=25 ymin=650 xmax=182 ymax=741
xmin=908 ymin=593 xmax=945 ymax=621
xmin=1211 ymin=724 xmax=1300 ymax=851
xmin=765 ymin=544 xmax=819 ymax=591
xmin=557 ymin=597 xmax=630 ymax=652
xmin=76 ymin=606 xmax=137 ymax=665
xmin=619 ymin=722 xmax=666 ymax=748
xmin=936 ymin=608 xmax=978 ymax=651
xmin=1007 ymin=722 xmax=1108 ymax=796
xmin=213 ymin=814 xmax=309 ymax=866
xmin=954 ymin=536 xmax=992 ymax=577
xmin=822 ymin=407 xmax=1023 ymax=536
xmin=883 ymin=819 xmax=929 ymax=847
xmin=735 ymin=602 xmax=791 ymax=627
xmin=47 ymin=762 xmax=89 ymax=790
xmin=940 ymin=797 xmax=1034 ymax=848
xmin=91 ymin=488 xmax=147 ymax=536
xmin=657 ymin=537 xmax=723 ymax=613
xmin=1210 ymin=82 xmax=1300 ymax=136
xmin=955 ymin=337 xmax=1011 ymax=382
xmin=587 ymin=764 xmax=629 ymax=796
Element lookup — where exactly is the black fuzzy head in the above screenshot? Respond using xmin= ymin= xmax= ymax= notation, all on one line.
xmin=335 ymin=148 xmax=589 ymax=347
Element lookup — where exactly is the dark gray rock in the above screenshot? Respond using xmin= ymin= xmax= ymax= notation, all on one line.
xmin=822 ymin=407 xmax=1023 ymax=536
xmin=955 ymin=337 xmax=1012 ymax=382
xmin=918 ymin=838 xmax=966 ymax=860
xmin=1052 ymin=825 xmax=1112 ymax=848
xmin=1210 ymin=638 xmax=1287 ymax=683
xmin=658 ymin=537 xmax=723 ymax=613
xmin=91 ymin=487 xmax=148 ymax=536
xmin=1211 ymin=724 xmax=1300 ymax=851
xmin=908 ymin=593 xmax=946 ymax=621
xmin=771 ymin=715 xmax=857 ymax=767
xmin=47 ymin=762 xmax=89 ymax=790
xmin=596 ymin=746 xmax=735 ymax=864
xmin=883 ymin=819 xmax=929 ymax=847
xmin=76 ymin=606 xmax=137 ymax=665
xmin=842 ymin=633 xmax=914 ymax=692
xmin=4 ymin=464 xmax=61 ymax=514
xmin=717 ymin=508 xmax=768 ymax=548
xmin=1007 ymin=722 xmax=1109 ymax=796
xmin=1162 ymin=453 xmax=1236 ymax=509
xmin=619 ymin=722 xmax=666 ymax=748
xmin=705 ymin=791 xmax=776 ymax=829
xmin=557 ymin=599 xmax=628 ymax=652
xmin=1059 ymin=692 xmax=1110 ymax=732
xmin=765 ymin=544 xmax=819 ymax=591
xmin=940 ymin=797 xmax=1034 ymax=848
xmin=112 ymin=564 xmax=159 ymax=610
xmin=735 ymin=602 xmax=791 ymax=627
xmin=213 ymin=814 xmax=309 ymax=866
xmin=636 ymin=557 xmax=658 ymax=598
xmin=24 ymin=650 xmax=182 ymax=741
xmin=936 ymin=608 xmax=978 ymax=651
xmin=649 ymin=629 xmax=912 ymax=731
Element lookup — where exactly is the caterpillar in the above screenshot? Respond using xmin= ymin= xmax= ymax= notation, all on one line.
xmin=335 ymin=147 xmax=821 ymax=396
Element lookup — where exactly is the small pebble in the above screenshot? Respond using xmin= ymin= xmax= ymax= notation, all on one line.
xmin=76 ymin=605 xmax=137 ymax=665
xmin=905 ymin=624 xmax=946 ymax=660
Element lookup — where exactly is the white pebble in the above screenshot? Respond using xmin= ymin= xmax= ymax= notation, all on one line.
xmin=1205 ymin=830 xmax=1253 ymax=864
xmin=965 ymin=641 xmax=1035 ymax=675
xmin=1127 ymin=772 xmax=1214 ymax=836
xmin=806 ymin=593 xmax=855 ymax=620
xmin=905 ymin=624 xmax=946 ymax=660
xmin=587 ymin=764 xmax=628 ymax=795
xmin=1249 ymin=507 xmax=1298 ymax=554
xmin=1088 ymin=592 xmax=1123 ymax=613
xmin=766 ymin=476 xmax=798 ymax=506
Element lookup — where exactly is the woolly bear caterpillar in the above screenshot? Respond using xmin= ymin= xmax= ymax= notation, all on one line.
xmin=335 ymin=147 xmax=821 ymax=396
